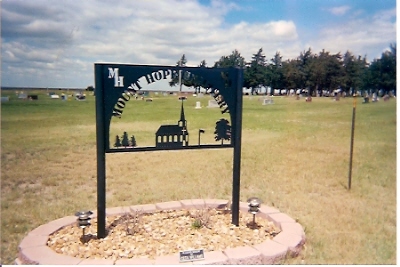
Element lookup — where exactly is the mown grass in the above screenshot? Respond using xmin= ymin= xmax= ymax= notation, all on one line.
xmin=1 ymin=90 xmax=396 ymax=264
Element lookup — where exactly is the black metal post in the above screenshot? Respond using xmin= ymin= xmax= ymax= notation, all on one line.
xmin=231 ymin=68 xmax=243 ymax=226
xmin=95 ymin=64 xmax=107 ymax=238
xmin=198 ymin=130 xmax=201 ymax=146
xmin=348 ymin=96 xmax=356 ymax=190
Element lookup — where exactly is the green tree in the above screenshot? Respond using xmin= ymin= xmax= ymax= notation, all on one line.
xmin=169 ymin=54 xmax=190 ymax=91
xmin=282 ymin=59 xmax=303 ymax=90
xmin=342 ymin=51 xmax=367 ymax=95
xmin=191 ymin=60 xmax=208 ymax=94
xmin=308 ymin=50 xmax=343 ymax=96
xmin=267 ymin=51 xmax=284 ymax=95
xmin=214 ymin=49 xmax=246 ymax=68
xmin=367 ymin=44 xmax=396 ymax=96
xmin=297 ymin=48 xmax=314 ymax=95
xmin=244 ymin=48 xmax=268 ymax=95
xmin=379 ymin=44 xmax=396 ymax=95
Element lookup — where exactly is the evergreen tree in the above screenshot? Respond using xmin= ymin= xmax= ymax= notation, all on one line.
xmin=214 ymin=49 xmax=246 ymax=68
xmin=268 ymin=51 xmax=284 ymax=95
xmin=214 ymin=119 xmax=231 ymax=145
xmin=297 ymin=48 xmax=314 ymax=95
xmin=169 ymin=54 xmax=190 ymax=90
xmin=114 ymin=135 xmax=121 ymax=147
xmin=130 ymin=135 xmax=137 ymax=147
xmin=121 ymin=132 xmax=129 ymax=147
xmin=244 ymin=48 xmax=268 ymax=95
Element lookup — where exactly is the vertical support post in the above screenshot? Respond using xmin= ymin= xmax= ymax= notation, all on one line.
xmin=232 ymin=68 xmax=243 ymax=226
xmin=348 ymin=96 xmax=357 ymax=190
xmin=95 ymin=64 xmax=107 ymax=238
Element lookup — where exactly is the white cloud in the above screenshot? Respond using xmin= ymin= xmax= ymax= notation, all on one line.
xmin=327 ymin=5 xmax=351 ymax=16
xmin=312 ymin=7 xmax=396 ymax=60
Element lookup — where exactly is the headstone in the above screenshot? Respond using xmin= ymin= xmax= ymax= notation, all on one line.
xmin=51 ymin=94 xmax=60 ymax=99
xmin=372 ymin=93 xmax=378 ymax=102
xmin=1 ymin=96 xmax=9 ymax=102
xmin=262 ymin=98 xmax=274 ymax=105
xmin=145 ymin=98 xmax=153 ymax=102
xmin=197 ymin=93 xmax=204 ymax=98
xmin=383 ymin=95 xmax=390 ymax=101
xmin=163 ymin=92 xmax=168 ymax=96
xmin=195 ymin=101 xmax=201 ymax=109
xmin=363 ymin=97 xmax=369 ymax=104
xmin=18 ymin=93 xmax=27 ymax=99
xmin=207 ymin=100 xmax=219 ymax=108
xmin=305 ymin=96 xmax=312 ymax=102
xmin=61 ymin=94 xmax=68 ymax=101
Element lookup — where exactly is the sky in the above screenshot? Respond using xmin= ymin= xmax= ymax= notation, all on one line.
xmin=1 ymin=0 xmax=397 ymax=89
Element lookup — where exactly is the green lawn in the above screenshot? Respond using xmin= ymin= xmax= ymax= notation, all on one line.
xmin=1 ymin=90 xmax=396 ymax=264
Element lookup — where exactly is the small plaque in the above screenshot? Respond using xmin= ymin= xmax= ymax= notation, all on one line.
xmin=179 ymin=249 xmax=205 ymax=262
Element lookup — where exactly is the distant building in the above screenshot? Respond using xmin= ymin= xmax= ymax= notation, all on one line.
xmin=155 ymin=101 xmax=189 ymax=148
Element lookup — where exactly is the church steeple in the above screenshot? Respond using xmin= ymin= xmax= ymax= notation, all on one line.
xmin=178 ymin=100 xmax=186 ymax=128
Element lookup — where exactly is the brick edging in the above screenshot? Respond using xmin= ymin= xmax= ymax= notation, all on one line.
xmin=16 ymin=199 xmax=306 ymax=265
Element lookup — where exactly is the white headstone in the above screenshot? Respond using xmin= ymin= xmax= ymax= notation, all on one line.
xmin=195 ymin=101 xmax=202 ymax=109
xmin=1 ymin=96 xmax=10 ymax=102
xmin=207 ymin=100 xmax=219 ymax=108
xmin=51 ymin=94 xmax=60 ymax=99
xmin=262 ymin=98 xmax=274 ymax=105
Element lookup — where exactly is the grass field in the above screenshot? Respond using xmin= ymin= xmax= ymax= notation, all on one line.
xmin=1 ymin=90 xmax=396 ymax=264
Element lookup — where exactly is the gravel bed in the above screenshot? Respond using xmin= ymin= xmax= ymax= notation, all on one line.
xmin=47 ymin=208 xmax=281 ymax=261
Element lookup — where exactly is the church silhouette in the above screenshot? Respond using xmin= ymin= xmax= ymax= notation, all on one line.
xmin=155 ymin=101 xmax=189 ymax=148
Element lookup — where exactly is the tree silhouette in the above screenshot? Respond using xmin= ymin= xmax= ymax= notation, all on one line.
xmin=121 ymin=132 xmax=129 ymax=147
xmin=130 ymin=135 xmax=137 ymax=147
xmin=114 ymin=135 xmax=121 ymax=147
xmin=214 ymin=119 xmax=231 ymax=145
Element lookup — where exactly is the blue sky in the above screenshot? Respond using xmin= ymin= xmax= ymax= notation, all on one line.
xmin=1 ymin=0 xmax=396 ymax=89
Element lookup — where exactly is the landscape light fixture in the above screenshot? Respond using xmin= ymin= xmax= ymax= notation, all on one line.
xmin=247 ymin=197 xmax=262 ymax=226
xmin=75 ymin=210 xmax=93 ymax=239
xmin=198 ymin=129 xmax=205 ymax=145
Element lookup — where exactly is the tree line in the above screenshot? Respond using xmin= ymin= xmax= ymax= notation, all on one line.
xmin=170 ymin=44 xmax=396 ymax=96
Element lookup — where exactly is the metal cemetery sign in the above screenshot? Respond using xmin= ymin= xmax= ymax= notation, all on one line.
xmin=95 ymin=64 xmax=243 ymax=238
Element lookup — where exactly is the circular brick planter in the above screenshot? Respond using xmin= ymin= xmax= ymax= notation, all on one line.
xmin=16 ymin=199 xmax=306 ymax=265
